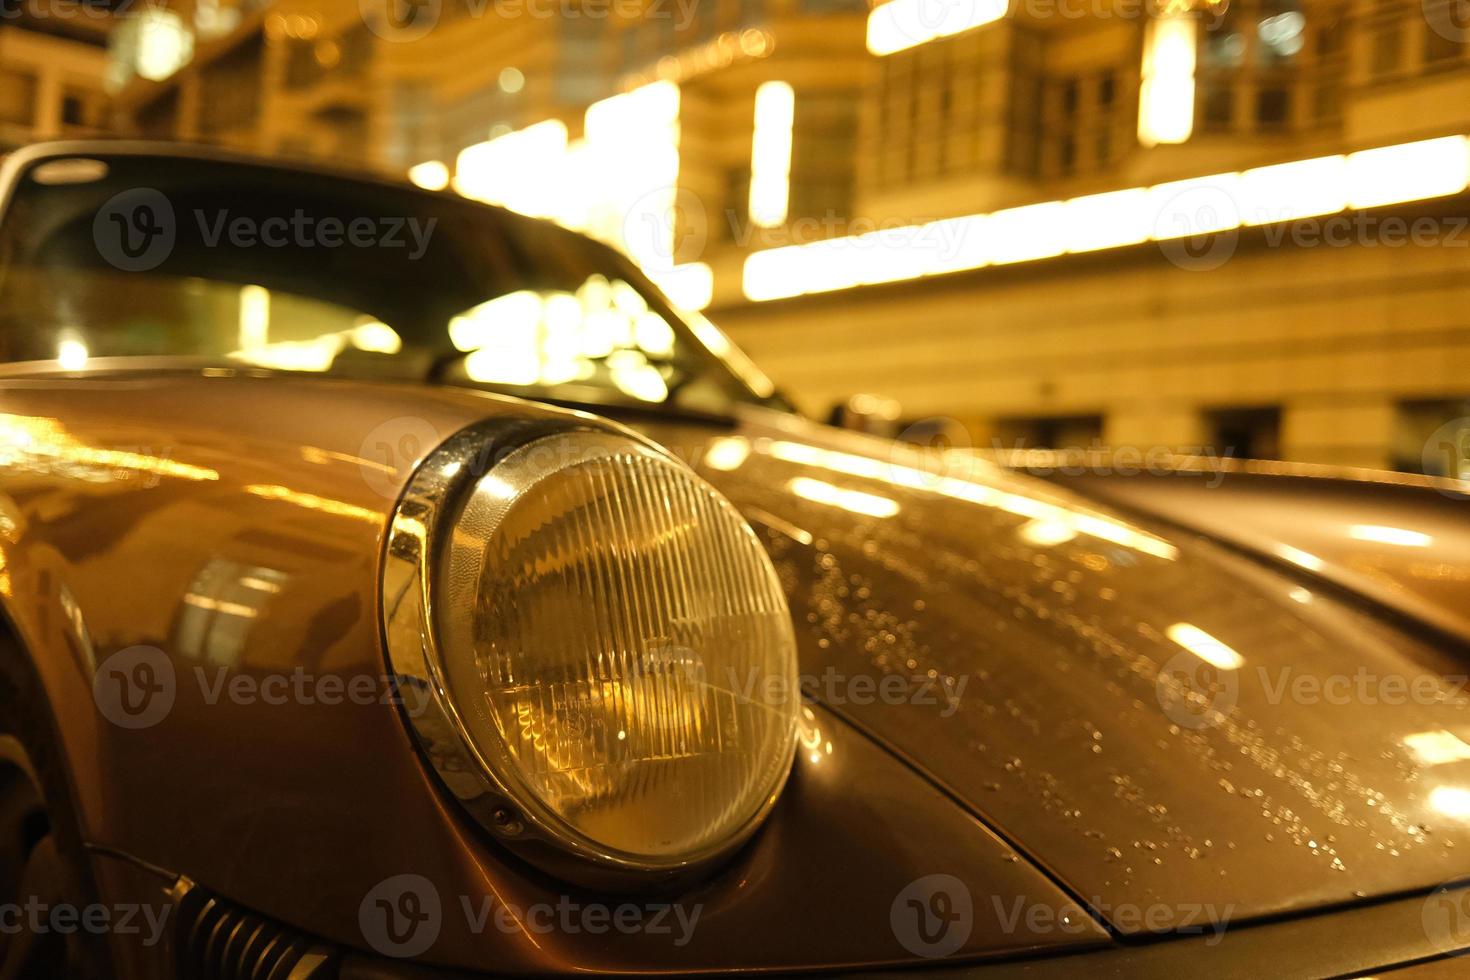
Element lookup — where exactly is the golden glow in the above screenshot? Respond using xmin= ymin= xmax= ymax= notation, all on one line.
xmin=743 ymin=135 xmax=1470 ymax=302
xmin=1150 ymin=173 xmax=1242 ymax=238
xmin=1347 ymin=136 xmax=1470 ymax=209
xmin=1063 ymin=189 xmax=1152 ymax=253
xmin=749 ymin=81 xmax=795 ymax=229
xmin=1138 ymin=14 xmax=1197 ymax=147
xmin=455 ymin=120 xmax=571 ymax=220
xmin=866 ymin=0 xmax=1008 ymax=56
xmin=647 ymin=263 xmax=713 ymax=312
xmin=1429 ymin=785 xmax=1470 ymax=820
xmin=1276 ymin=544 xmax=1326 ymax=571
xmin=135 ymin=8 xmax=193 ymax=81
xmin=498 ymin=66 xmax=525 ymax=94
xmin=1018 ymin=518 xmax=1079 ymax=547
xmin=245 ymin=484 xmax=379 ymax=522
xmin=0 ymin=414 xmax=218 ymax=483
xmin=57 ymin=337 xmax=88 ymax=371
xmin=1166 ymin=623 xmax=1244 ymax=671
xmin=408 ymin=160 xmax=450 ymax=191
xmin=1239 ymin=155 xmax=1348 ymax=225
xmin=183 ymin=594 xmax=260 ymax=618
xmin=585 ymin=82 xmax=682 ymax=273
xmin=238 ymin=575 xmax=283 ymax=594
xmin=1348 ymin=524 xmax=1432 ymax=548
xmin=703 ymin=437 xmax=752 ymax=472
xmin=447 ymin=83 xmax=702 ymax=307
xmin=351 ymin=319 xmax=403 ymax=354
xmin=789 ymin=477 xmax=900 ymax=518
xmin=238 ymin=284 xmax=270 ymax=351
xmin=449 ymin=276 xmax=678 ymax=400
xmin=1405 ymin=731 xmax=1470 ymax=767
xmin=686 ymin=312 xmax=776 ymax=398
xmin=230 ymin=315 xmax=403 ymax=372
xmin=768 ymin=441 xmax=1178 ymax=560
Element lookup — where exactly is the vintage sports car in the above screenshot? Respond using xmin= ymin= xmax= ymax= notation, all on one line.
xmin=0 ymin=142 xmax=1469 ymax=979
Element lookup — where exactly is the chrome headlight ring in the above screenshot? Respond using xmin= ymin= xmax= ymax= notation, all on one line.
xmin=381 ymin=418 xmax=800 ymax=888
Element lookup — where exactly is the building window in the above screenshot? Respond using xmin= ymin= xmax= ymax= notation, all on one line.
xmin=992 ymin=415 xmax=1105 ymax=452
xmin=1396 ymin=400 xmax=1470 ymax=476
xmin=1198 ymin=0 xmax=1338 ymax=135
xmin=1255 ymin=87 xmax=1290 ymax=126
xmin=1206 ymin=406 xmax=1281 ymax=461
xmin=61 ymin=95 xmax=85 ymax=127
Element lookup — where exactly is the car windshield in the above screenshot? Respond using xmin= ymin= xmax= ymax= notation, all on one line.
xmin=0 ymin=151 xmax=783 ymax=416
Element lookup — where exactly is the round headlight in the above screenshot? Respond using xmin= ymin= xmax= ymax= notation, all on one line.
xmin=383 ymin=423 xmax=799 ymax=879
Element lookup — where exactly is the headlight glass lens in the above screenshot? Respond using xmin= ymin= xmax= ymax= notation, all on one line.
xmin=437 ymin=431 xmax=798 ymax=865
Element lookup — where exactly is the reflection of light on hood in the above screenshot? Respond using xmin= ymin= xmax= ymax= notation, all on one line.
xmin=1018 ymin=518 xmax=1078 ymax=548
xmin=703 ymin=437 xmax=751 ymax=472
xmin=1276 ymin=544 xmax=1325 ymax=571
xmin=0 ymin=414 xmax=218 ymax=483
xmin=1429 ymin=785 xmax=1470 ymax=820
xmin=1405 ymin=731 xmax=1470 ymax=767
xmin=1166 ymin=623 xmax=1244 ymax=671
xmin=245 ymin=484 xmax=379 ymax=523
xmin=1348 ymin=525 xmax=1432 ymax=548
xmin=789 ymin=477 xmax=899 ymax=519
xmin=768 ymin=441 xmax=1177 ymax=561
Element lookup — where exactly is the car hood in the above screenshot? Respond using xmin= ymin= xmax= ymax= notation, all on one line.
xmin=15 ymin=367 xmax=1468 ymax=947
xmin=642 ymin=411 xmax=1470 ymax=934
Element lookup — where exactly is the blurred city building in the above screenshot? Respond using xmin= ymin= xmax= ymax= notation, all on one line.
xmin=0 ymin=10 xmax=112 ymax=149
xmin=51 ymin=0 xmax=1470 ymax=472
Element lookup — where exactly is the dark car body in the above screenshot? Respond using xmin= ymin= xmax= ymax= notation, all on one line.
xmin=1 ymin=142 xmax=1470 ymax=979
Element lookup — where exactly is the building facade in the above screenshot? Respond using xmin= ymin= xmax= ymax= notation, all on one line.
xmin=104 ymin=0 xmax=1470 ymax=474
xmin=0 ymin=17 xmax=112 ymax=151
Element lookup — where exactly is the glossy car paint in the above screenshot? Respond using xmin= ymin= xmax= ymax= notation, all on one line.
xmin=1036 ymin=459 xmax=1470 ymax=645
xmin=0 ymin=372 xmax=1108 ymax=972
xmin=652 ymin=418 xmax=1470 ymax=932
xmin=4 ymin=369 xmax=1470 ymax=972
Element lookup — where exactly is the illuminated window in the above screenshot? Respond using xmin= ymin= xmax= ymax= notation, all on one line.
xmin=1139 ymin=14 xmax=1198 ymax=146
xmin=1196 ymin=0 xmax=1337 ymax=137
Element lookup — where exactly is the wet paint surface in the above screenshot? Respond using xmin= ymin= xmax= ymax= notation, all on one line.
xmin=675 ymin=418 xmax=1470 ymax=933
